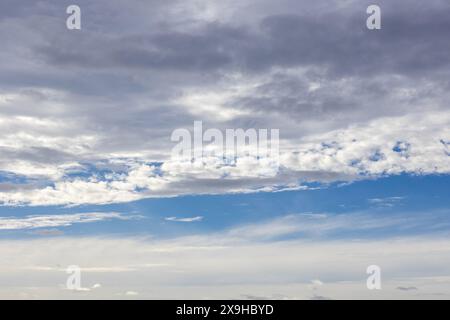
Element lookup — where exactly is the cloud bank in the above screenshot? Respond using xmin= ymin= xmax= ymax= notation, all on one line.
xmin=0 ymin=0 xmax=448 ymax=206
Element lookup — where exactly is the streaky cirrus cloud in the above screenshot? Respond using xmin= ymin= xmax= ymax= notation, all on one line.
xmin=0 ymin=0 xmax=448 ymax=207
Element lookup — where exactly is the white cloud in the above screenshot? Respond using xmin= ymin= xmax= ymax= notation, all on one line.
xmin=0 ymin=109 xmax=447 ymax=207
xmin=223 ymin=211 xmax=405 ymax=241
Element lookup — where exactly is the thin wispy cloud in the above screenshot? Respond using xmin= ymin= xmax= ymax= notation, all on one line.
xmin=0 ymin=0 xmax=448 ymax=301
xmin=0 ymin=212 xmax=136 ymax=230
xmin=165 ymin=216 xmax=204 ymax=223
xmin=368 ymin=197 xmax=405 ymax=207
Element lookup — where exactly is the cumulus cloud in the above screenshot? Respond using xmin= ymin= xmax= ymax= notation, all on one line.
xmin=1 ymin=231 xmax=450 ymax=299
xmin=311 ymin=279 xmax=324 ymax=286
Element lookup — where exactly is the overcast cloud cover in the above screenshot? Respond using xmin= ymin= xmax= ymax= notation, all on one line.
xmin=0 ymin=0 xmax=449 ymax=299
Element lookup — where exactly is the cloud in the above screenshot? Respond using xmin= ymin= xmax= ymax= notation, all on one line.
xmin=24 ymin=1 xmax=450 ymax=78
xmin=165 ymin=216 xmax=204 ymax=222
xmin=1 ymin=233 xmax=450 ymax=299
xmin=0 ymin=212 xmax=135 ymax=230
xmin=0 ymin=0 xmax=448 ymax=300
xmin=368 ymin=197 xmax=404 ymax=208
xmin=310 ymin=295 xmax=333 ymax=300
xmin=0 ymin=0 xmax=448 ymax=206
xmin=311 ymin=279 xmax=324 ymax=286
xmin=70 ymin=287 xmax=91 ymax=292
xmin=22 ymin=263 xmax=168 ymax=273
xmin=30 ymin=229 xmax=64 ymax=236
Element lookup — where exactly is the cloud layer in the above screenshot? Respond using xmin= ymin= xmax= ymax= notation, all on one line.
xmin=0 ymin=0 xmax=448 ymax=206
xmin=0 ymin=212 xmax=132 ymax=230
xmin=1 ymin=230 xmax=450 ymax=299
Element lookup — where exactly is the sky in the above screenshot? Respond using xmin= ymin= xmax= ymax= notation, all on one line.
xmin=0 ymin=0 xmax=449 ymax=299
